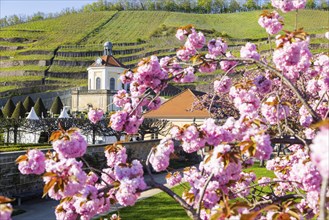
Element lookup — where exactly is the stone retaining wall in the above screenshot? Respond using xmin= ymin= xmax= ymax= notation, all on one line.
xmin=0 ymin=139 xmax=159 ymax=198
xmin=0 ymin=60 xmax=50 ymax=68
xmin=0 ymin=70 xmax=45 ymax=77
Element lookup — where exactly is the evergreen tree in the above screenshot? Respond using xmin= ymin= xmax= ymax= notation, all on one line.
xmin=23 ymin=96 xmax=35 ymax=112
xmin=11 ymin=101 xmax=26 ymax=119
xmin=2 ymin=99 xmax=15 ymax=118
xmin=34 ymin=98 xmax=47 ymax=118
xmin=50 ymin=96 xmax=64 ymax=115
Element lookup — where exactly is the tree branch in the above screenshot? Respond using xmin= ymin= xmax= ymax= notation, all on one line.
xmin=216 ymin=57 xmax=321 ymax=122
xmin=196 ymin=173 xmax=214 ymax=218
xmin=145 ymin=149 xmax=198 ymax=219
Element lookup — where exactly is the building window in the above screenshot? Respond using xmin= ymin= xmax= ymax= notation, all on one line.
xmin=110 ymin=78 xmax=115 ymax=90
xmin=89 ymin=79 xmax=91 ymax=90
xmin=96 ymin=77 xmax=101 ymax=90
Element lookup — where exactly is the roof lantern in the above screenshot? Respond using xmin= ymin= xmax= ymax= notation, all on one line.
xmin=103 ymin=41 xmax=113 ymax=56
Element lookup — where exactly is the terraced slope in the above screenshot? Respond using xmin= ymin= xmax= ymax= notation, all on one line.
xmin=0 ymin=9 xmax=328 ymax=97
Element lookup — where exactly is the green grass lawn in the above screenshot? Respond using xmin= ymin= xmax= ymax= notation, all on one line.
xmin=110 ymin=183 xmax=190 ymax=220
xmin=106 ymin=162 xmax=275 ymax=220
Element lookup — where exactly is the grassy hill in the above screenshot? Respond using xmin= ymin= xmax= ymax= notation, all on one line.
xmin=0 ymin=9 xmax=328 ymax=97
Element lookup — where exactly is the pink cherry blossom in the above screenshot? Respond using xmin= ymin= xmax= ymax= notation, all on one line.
xmin=273 ymin=39 xmax=311 ymax=82
xmin=258 ymin=10 xmax=283 ymax=35
xmin=88 ymin=108 xmax=104 ymax=124
xmin=44 ymin=158 xmax=87 ymax=200
xmin=220 ymin=52 xmax=238 ymax=73
xmin=119 ymin=70 xmax=133 ymax=84
xmin=110 ymin=111 xmax=128 ymax=131
xmin=17 ymin=149 xmax=45 ymax=175
xmin=176 ymin=47 xmax=196 ymax=61
xmin=214 ymin=76 xmax=232 ymax=93
xmin=233 ymin=89 xmax=260 ymax=118
xmin=0 ymin=204 xmax=13 ymax=220
xmin=253 ymin=133 xmax=272 ymax=160
xmin=258 ymin=177 xmax=272 ymax=186
xmin=261 ymin=96 xmax=290 ymax=125
xmin=149 ymin=138 xmax=174 ymax=172
xmin=166 ymin=171 xmax=182 ymax=186
xmin=207 ymin=38 xmax=227 ymax=56
xmin=271 ymin=0 xmax=306 ymax=12
xmin=113 ymin=90 xmax=130 ymax=108
xmin=310 ymin=128 xmax=329 ymax=179
xmin=105 ymin=145 xmax=127 ymax=168
xmin=52 ymin=131 xmax=87 ymax=159
xmin=175 ymin=28 xmax=187 ymax=41
xmin=254 ymin=75 xmax=272 ymax=94
xmin=187 ymin=28 xmax=205 ymax=49
xmin=240 ymin=42 xmax=260 ymax=60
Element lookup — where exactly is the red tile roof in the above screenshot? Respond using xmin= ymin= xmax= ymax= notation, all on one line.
xmin=144 ymin=89 xmax=211 ymax=119
xmin=90 ymin=55 xmax=127 ymax=68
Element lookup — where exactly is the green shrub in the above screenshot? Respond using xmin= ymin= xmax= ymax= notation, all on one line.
xmin=11 ymin=101 xmax=26 ymax=119
xmin=2 ymin=99 xmax=15 ymax=118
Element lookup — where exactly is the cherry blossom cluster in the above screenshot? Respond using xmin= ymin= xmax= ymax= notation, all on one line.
xmin=176 ymin=27 xmax=205 ymax=61
xmin=52 ymin=130 xmax=87 ymax=159
xmin=17 ymin=149 xmax=46 ymax=175
xmin=240 ymin=42 xmax=260 ymax=61
xmin=273 ymin=34 xmax=312 ymax=82
xmin=114 ymin=160 xmax=147 ymax=206
xmin=166 ymin=171 xmax=182 ymax=187
xmin=310 ymin=126 xmax=329 ymax=179
xmin=258 ymin=10 xmax=283 ymax=35
xmin=266 ymin=144 xmax=323 ymax=215
xmin=16 ymin=130 xmax=147 ymax=219
xmin=214 ymin=76 xmax=232 ymax=93
xmin=149 ymin=138 xmax=174 ymax=172
xmin=104 ymin=144 xmax=127 ymax=167
xmin=88 ymin=108 xmax=104 ymax=124
xmin=110 ymin=55 xmax=169 ymax=134
xmin=229 ymin=86 xmax=261 ymax=118
xmin=0 ymin=203 xmax=12 ymax=220
xmin=271 ymin=0 xmax=306 ymax=12
xmin=261 ymin=96 xmax=290 ymax=125
xmin=170 ymin=124 xmax=206 ymax=153
xmin=306 ymin=54 xmax=329 ymax=97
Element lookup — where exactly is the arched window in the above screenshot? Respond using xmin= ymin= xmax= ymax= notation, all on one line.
xmin=96 ymin=77 xmax=101 ymax=90
xmin=110 ymin=78 xmax=115 ymax=90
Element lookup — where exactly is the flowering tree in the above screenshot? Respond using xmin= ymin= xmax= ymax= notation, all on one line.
xmin=1 ymin=0 xmax=329 ymax=219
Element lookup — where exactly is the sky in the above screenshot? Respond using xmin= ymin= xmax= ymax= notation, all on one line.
xmin=0 ymin=0 xmax=98 ymax=18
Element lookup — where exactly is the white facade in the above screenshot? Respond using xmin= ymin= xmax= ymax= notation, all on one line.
xmin=87 ymin=66 xmax=126 ymax=91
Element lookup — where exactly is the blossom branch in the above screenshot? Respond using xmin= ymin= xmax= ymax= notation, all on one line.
xmin=216 ymin=57 xmax=320 ymax=122
xmin=196 ymin=173 xmax=214 ymax=218
xmin=145 ymin=149 xmax=198 ymax=219
xmin=233 ymin=180 xmax=301 ymax=195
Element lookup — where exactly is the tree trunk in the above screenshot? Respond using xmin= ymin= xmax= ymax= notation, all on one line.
xmin=260 ymin=160 xmax=265 ymax=167
xmin=92 ymin=128 xmax=96 ymax=144
xmin=13 ymin=126 xmax=18 ymax=144
xmin=6 ymin=128 xmax=9 ymax=145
